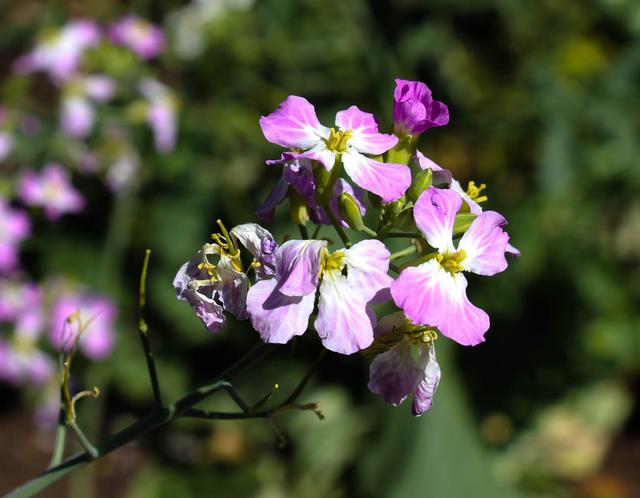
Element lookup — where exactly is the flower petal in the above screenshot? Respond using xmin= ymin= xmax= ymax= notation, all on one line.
xmin=259 ymin=96 xmax=329 ymax=150
xmin=368 ymin=339 xmax=422 ymax=406
xmin=342 ymin=150 xmax=411 ymax=203
xmin=411 ymin=345 xmax=441 ymax=416
xmin=334 ymin=105 xmax=398 ymax=155
xmin=216 ymin=256 xmax=250 ymax=319
xmin=414 ymin=150 xmax=452 ymax=187
xmin=345 ymin=239 xmax=392 ymax=303
xmin=256 ymin=176 xmax=289 ymax=222
xmin=275 ymin=239 xmax=326 ymax=296
xmin=291 ymin=143 xmax=336 ymax=171
xmin=246 ymin=278 xmax=315 ymax=344
xmin=506 ymin=242 xmax=521 ymax=257
xmin=458 ymin=211 xmax=509 ymax=276
xmin=314 ymin=271 xmax=374 ymax=354
xmin=413 ymin=186 xmax=461 ymax=252
xmin=231 ymin=223 xmax=278 ymax=278
xmin=450 ymin=179 xmax=483 ymax=215
xmin=390 ymin=259 xmax=489 ymax=346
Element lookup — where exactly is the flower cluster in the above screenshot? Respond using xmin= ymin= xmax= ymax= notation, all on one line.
xmin=176 ymin=79 xmax=519 ymax=416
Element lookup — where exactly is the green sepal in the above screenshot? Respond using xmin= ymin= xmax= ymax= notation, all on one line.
xmin=338 ymin=192 xmax=365 ymax=231
xmin=289 ymin=189 xmax=310 ymax=225
xmin=407 ymin=168 xmax=433 ymax=202
xmin=393 ymin=207 xmax=416 ymax=231
xmin=453 ymin=213 xmax=477 ymax=237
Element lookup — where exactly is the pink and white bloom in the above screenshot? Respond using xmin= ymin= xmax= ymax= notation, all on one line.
xmin=50 ymin=291 xmax=117 ymax=361
xmin=367 ymin=313 xmax=441 ymax=416
xmin=60 ymin=75 xmax=116 ymax=138
xmin=260 ymin=96 xmax=411 ymax=202
xmin=391 ymin=187 xmax=510 ymax=346
xmin=18 ymin=164 xmax=85 ymax=220
xmin=246 ymin=239 xmax=392 ymax=355
xmin=0 ymin=198 xmax=31 ymax=273
xmin=139 ymin=78 xmax=177 ymax=154
xmin=0 ymin=340 xmax=54 ymax=387
xmin=393 ymin=79 xmax=449 ymax=136
xmin=14 ymin=20 xmax=101 ymax=82
xmin=109 ymin=16 xmax=166 ymax=59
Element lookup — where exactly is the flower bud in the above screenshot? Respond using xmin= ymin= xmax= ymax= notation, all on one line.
xmin=289 ymin=189 xmax=310 ymax=225
xmin=338 ymin=192 xmax=365 ymax=231
xmin=407 ymin=168 xmax=433 ymax=202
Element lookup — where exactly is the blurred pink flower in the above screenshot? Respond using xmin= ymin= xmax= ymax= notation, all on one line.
xmin=18 ymin=164 xmax=85 ymax=220
xmin=109 ymin=15 xmax=166 ymax=59
xmin=60 ymin=75 xmax=116 ymax=138
xmin=0 ymin=197 xmax=31 ymax=273
xmin=139 ymin=78 xmax=177 ymax=153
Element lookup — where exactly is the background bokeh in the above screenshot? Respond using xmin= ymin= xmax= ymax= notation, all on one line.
xmin=0 ymin=0 xmax=639 ymax=497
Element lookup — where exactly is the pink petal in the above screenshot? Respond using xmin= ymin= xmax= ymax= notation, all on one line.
xmin=506 ymin=243 xmax=521 ymax=257
xmin=390 ymin=259 xmax=489 ymax=346
xmin=342 ymin=150 xmax=411 ymax=203
xmin=413 ymin=187 xmax=461 ymax=252
xmin=275 ymin=239 xmax=326 ymax=296
xmin=414 ymin=150 xmax=452 ymax=186
xmin=334 ymin=105 xmax=398 ymax=155
xmin=345 ymin=239 xmax=392 ymax=303
xmin=450 ymin=180 xmax=483 ymax=215
xmin=458 ymin=211 xmax=509 ymax=276
xmin=411 ymin=345 xmax=441 ymax=416
xmin=368 ymin=339 xmax=422 ymax=406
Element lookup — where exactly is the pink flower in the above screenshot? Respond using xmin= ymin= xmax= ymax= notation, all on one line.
xmin=18 ymin=164 xmax=85 ymax=220
xmin=139 ymin=78 xmax=177 ymax=154
xmin=109 ymin=16 xmax=166 ymax=59
xmin=260 ymin=96 xmax=411 ymax=202
xmin=0 ymin=197 xmax=31 ymax=273
xmin=60 ymin=75 xmax=116 ymax=138
xmin=0 ymin=132 xmax=14 ymax=161
xmin=393 ymin=79 xmax=449 ymax=136
xmin=0 ymin=340 xmax=54 ymax=387
xmin=391 ymin=187 xmax=510 ymax=346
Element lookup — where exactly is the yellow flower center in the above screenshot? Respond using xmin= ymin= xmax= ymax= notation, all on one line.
xmin=436 ymin=249 xmax=466 ymax=274
xmin=321 ymin=249 xmax=346 ymax=273
xmin=325 ymin=128 xmax=352 ymax=153
xmin=466 ymin=181 xmax=488 ymax=204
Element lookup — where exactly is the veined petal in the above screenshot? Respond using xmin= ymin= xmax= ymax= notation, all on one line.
xmin=335 ymin=105 xmax=398 ymax=155
xmin=231 ymin=223 xmax=278 ymax=278
xmin=458 ymin=211 xmax=509 ymax=276
xmin=413 ymin=187 xmax=461 ymax=252
xmin=411 ymin=345 xmax=441 ymax=416
xmin=259 ymin=96 xmax=329 ymax=149
xmin=256 ymin=176 xmax=288 ymax=222
xmin=342 ymin=150 xmax=411 ymax=203
xmin=292 ymin=143 xmax=336 ymax=171
xmin=275 ymin=239 xmax=326 ymax=296
xmin=345 ymin=239 xmax=392 ymax=303
xmin=368 ymin=339 xmax=422 ymax=406
xmin=390 ymin=259 xmax=489 ymax=346
xmin=315 ymin=271 xmax=374 ymax=354
xmin=283 ymin=158 xmax=318 ymax=208
xmin=246 ymin=279 xmax=315 ymax=344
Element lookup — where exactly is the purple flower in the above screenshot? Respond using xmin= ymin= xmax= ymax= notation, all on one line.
xmin=106 ymin=153 xmax=140 ymax=192
xmin=50 ymin=292 xmax=117 ymax=361
xmin=246 ymin=239 xmax=392 ymax=355
xmin=14 ymin=20 xmax=101 ymax=82
xmin=139 ymin=79 xmax=177 ymax=154
xmin=367 ymin=313 xmax=441 ymax=416
xmin=0 ymin=197 xmax=31 ymax=273
xmin=109 ymin=16 xmax=166 ymax=59
xmin=0 ymin=340 xmax=54 ymax=387
xmin=391 ymin=187 xmax=510 ymax=346
xmin=60 ymin=75 xmax=116 ymax=138
xmin=18 ymin=164 xmax=85 ymax=220
xmin=0 ymin=280 xmax=43 ymax=337
xmin=260 ymin=96 xmax=411 ymax=202
xmin=393 ymin=79 xmax=449 ymax=136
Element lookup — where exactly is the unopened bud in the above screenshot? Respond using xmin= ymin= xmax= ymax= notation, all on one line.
xmin=289 ymin=190 xmax=309 ymax=225
xmin=407 ymin=168 xmax=433 ymax=202
xmin=338 ymin=192 xmax=365 ymax=231
xmin=453 ymin=213 xmax=476 ymax=237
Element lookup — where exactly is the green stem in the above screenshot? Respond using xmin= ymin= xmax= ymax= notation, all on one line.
xmin=361 ymin=225 xmax=378 ymax=237
xmin=383 ymin=232 xmax=422 ymax=239
xmin=311 ymin=224 xmax=322 ymax=239
xmin=67 ymin=421 xmax=98 ymax=459
xmin=326 ymin=207 xmax=351 ymax=248
xmin=298 ymin=224 xmax=309 ymax=240
xmin=390 ymin=245 xmax=418 ymax=261
xmin=47 ymin=409 xmax=67 ymax=468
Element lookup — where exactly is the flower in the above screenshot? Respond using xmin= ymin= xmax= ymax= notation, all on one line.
xmin=18 ymin=164 xmax=85 ymax=220
xmin=0 ymin=132 xmax=14 ymax=162
xmin=391 ymin=186 xmax=510 ymax=346
xmin=0 ymin=198 xmax=30 ymax=273
xmin=0 ymin=340 xmax=54 ymax=387
xmin=139 ymin=78 xmax=177 ymax=154
xmin=367 ymin=312 xmax=441 ymax=416
xmin=260 ymin=96 xmax=411 ymax=202
xmin=393 ymin=79 xmax=449 ymax=136
xmin=174 ymin=223 xmax=276 ymax=332
xmin=50 ymin=291 xmax=117 ymax=361
xmin=109 ymin=16 xmax=166 ymax=59
xmin=60 ymin=75 xmax=116 ymax=138
xmin=246 ymin=238 xmax=392 ymax=355
xmin=14 ymin=20 xmax=101 ymax=82
xmin=413 ymin=150 xmax=452 ymax=186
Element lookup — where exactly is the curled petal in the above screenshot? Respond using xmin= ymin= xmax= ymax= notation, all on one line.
xmin=413 ymin=187 xmax=461 ymax=253
xmin=450 ymin=180 xmax=483 ymax=215
xmin=216 ymin=256 xmax=250 ymax=319
xmin=345 ymin=239 xmax=392 ymax=303
xmin=334 ymin=105 xmax=398 ymax=155
xmin=393 ymin=80 xmax=449 ymax=135
xmin=314 ymin=271 xmax=374 ymax=354
xmin=259 ymin=96 xmax=329 ymax=150
xmin=458 ymin=211 xmax=509 ymax=276
xmin=391 ymin=259 xmax=489 ymax=346
xmin=411 ymin=346 xmax=441 ymax=416
xmin=342 ymin=150 xmax=411 ymax=203
xmin=414 ymin=151 xmax=452 ymax=187
xmin=246 ymin=278 xmax=315 ymax=344
xmin=231 ymin=223 xmax=278 ymax=278
xmin=275 ymin=239 xmax=326 ymax=296
xmin=368 ymin=339 xmax=422 ymax=406
xmin=506 ymin=243 xmax=521 ymax=257
xmin=291 ymin=143 xmax=337 ymax=171
xmin=256 ymin=176 xmax=289 ymax=222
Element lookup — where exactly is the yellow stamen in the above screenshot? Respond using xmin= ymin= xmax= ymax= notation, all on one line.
xmin=466 ymin=181 xmax=488 ymax=204
xmin=436 ymin=249 xmax=466 ymax=274
xmin=321 ymin=248 xmax=346 ymax=273
xmin=325 ymin=128 xmax=353 ymax=153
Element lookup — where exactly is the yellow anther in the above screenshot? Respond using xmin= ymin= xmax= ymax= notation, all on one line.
xmin=325 ymin=128 xmax=353 ymax=153
xmin=407 ymin=327 xmax=438 ymax=346
xmin=321 ymin=249 xmax=346 ymax=273
xmin=466 ymin=181 xmax=488 ymax=204
xmin=436 ymin=249 xmax=466 ymax=274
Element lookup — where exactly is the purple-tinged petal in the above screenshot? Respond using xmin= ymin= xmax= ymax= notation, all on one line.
xmin=314 ymin=271 xmax=374 ymax=354
xmin=413 ymin=187 xmax=461 ymax=252
xmin=231 ymin=223 xmax=278 ymax=278
xmin=84 ymin=75 xmax=116 ymax=101
xmin=393 ymin=79 xmax=449 ymax=135
xmin=390 ymin=259 xmax=489 ymax=346
xmin=256 ymin=176 xmax=289 ymax=222
xmin=216 ymin=256 xmax=249 ymax=320
xmin=450 ymin=179 xmax=483 ymax=215
xmin=259 ymin=96 xmax=329 ymax=150
xmin=506 ymin=243 xmax=521 ymax=257
xmin=109 ymin=16 xmax=166 ymax=59
xmin=414 ymin=150 xmax=452 ymax=187
xmin=458 ymin=211 xmax=509 ymax=276
xmin=411 ymin=345 xmax=441 ymax=416
xmin=334 ymin=106 xmax=398 ymax=155
xmin=283 ymin=158 xmax=318 ymax=208
xmin=61 ymin=96 xmax=94 ymax=138
xmin=327 ymin=179 xmax=367 ymax=227
xmin=275 ymin=239 xmax=326 ymax=296
xmin=342 ymin=150 xmax=411 ymax=203
xmin=246 ymin=278 xmax=315 ymax=344
xmin=345 ymin=239 xmax=392 ymax=304
xmin=291 ymin=143 xmax=336 ymax=171
xmin=368 ymin=339 xmax=422 ymax=406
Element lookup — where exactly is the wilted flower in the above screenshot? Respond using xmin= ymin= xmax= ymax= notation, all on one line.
xmin=260 ymin=96 xmax=411 ymax=202
xmin=246 ymin=238 xmax=391 ymax=355
xmin=14 ymin=20 xmax=101 ymax=82
xmin=391 ymin=187 xmax=510 ymax=346
xmin=139 ymin=78 xmax=177 ymax=153
xmin=18 ymin=164 xmax=85 ymax=220
xmin=60 ymin=75 xmax=116 ymax=138
xmin=0 ymin=197 xmax=31 ymax=273
xmin=393 ymin=79 xmax=449 ymax=136
xmin=109 ymin=15 xmax=166 ymax=59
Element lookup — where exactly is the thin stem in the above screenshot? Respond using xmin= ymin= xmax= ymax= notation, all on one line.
xmin=47 ymin=408 xmax=67 ymax=468
xmin=390 ymin=245 xmax=418 ymax=261
xmin=311 ymin=224 xmax=322 ymax=239
xmin=138 ymin=249 xmax=163 ymax=408
xmin=326 ymin=207 xmax=351 ymax=247
xmin=298 ymin=224 xmax=309 ymax=240
xmin=389 ymin=263 xmax=401 ymax=274
xmin=383 ymin=232 xmax=422 ymax=239
xmin=67 ymin=421 xmax=98 ymax=460
xmin=361 ymin=225 xmax=378 ymax=237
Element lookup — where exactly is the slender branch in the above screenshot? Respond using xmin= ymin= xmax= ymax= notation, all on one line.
xmin=390 ymin=245 xmax=418 ymax=261
xmin=311 ymin=224 xmax=322 ymax=239
xmin=67 ymin=421 xmax=98 ymax=459
xmin=325 ymin=207 xmax=351 ymax=247
xmin=138 ymin=249 xmax=163 ymax=409
xmin=383 ymin=232 xmax=422 ymax=239
xmin=298 ymin=224 xmax=309 ymax=240
xmin=47 ymin=406 xmax=67 ymax=468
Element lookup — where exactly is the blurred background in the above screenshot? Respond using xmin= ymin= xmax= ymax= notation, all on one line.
xmin=0 ymin=0 xmax=639 ymax=497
